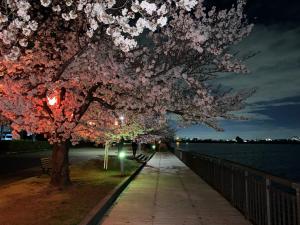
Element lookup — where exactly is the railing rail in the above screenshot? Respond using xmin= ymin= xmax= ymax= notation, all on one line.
xmin=175 ymin=149 xmax=300 ymax=225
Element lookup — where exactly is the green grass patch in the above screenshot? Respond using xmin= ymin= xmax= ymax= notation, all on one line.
xmin=0 ymin=156 xmax=140 ymax=225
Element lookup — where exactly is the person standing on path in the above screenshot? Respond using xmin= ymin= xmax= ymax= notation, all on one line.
xmin=131 ymin=140 xmax=138 ymax=158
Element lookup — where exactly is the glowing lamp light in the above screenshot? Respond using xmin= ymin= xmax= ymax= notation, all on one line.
xmin=119 ymin=151 xmax=126 ymax=159
xmin=47 ymin=96 xmax=58 ymax=106
xmin=152 ymin=144 xmax=156 ymax=150
xmin=119 ymin=115 xmax=124 ymax=121
xmin=88 ymin=121 xmax=96 ymax=126
xmin=114 ymin=120 xmax=119 ymax=126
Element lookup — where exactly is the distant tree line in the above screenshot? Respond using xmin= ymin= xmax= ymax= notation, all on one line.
xmin=176 ymin=137 xmax=300 ymax=144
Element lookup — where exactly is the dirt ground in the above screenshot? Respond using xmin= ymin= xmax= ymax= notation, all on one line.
xmin=0 ymin=157 xmax=140 ymax=225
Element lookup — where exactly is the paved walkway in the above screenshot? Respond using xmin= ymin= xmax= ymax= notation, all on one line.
xmin=101 ymin=152 xmax=252 ymax=225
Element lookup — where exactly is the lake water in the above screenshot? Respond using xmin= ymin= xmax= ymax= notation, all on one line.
xmin=175 ymin=143 xmax=300 ymax=182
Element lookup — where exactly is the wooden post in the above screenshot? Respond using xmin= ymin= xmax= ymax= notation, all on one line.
xmin=120 ymin=158 xmax=124 ymax=176
xmin=266 ymin=178 xmax=271 ymax=225
xmin=103 ymin=141 xmax=109 ymax=170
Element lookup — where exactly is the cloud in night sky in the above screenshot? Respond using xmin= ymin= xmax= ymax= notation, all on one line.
xmin=177 ymin=24 xmax=300 ymax=139
xmin=220 ymin=25 xmax=300 ymax=104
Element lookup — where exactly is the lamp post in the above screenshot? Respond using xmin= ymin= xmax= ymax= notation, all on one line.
xmin=118 ymin=150 xmax=126 ymax=176
xmin=119 ymin=115 xmax=124 ymax=125
xmin=118 ymin=115 xmax=125 ymax=176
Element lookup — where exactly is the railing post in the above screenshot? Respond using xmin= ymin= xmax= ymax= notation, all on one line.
xmin=244 ymin=171 xmax=249 ymax=218
xmin=231 ymin=166 xmax=234 ymax=203
xmin=266 ymin=178 xmax=271 ymax=225
xmin=296 ymin=185 xmax=300 ymax=225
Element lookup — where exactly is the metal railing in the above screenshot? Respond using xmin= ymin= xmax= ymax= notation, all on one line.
xmin=175 ymin=149 xmax=300 ymax=225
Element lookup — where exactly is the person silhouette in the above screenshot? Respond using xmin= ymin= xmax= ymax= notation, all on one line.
xmin=132 ymin=140 xmax=138 ymax=158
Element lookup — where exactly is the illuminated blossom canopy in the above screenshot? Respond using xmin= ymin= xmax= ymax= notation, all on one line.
xmin=74 ymin=104 xmax=173 ymax=169
xmin=73 ymin=102 xmax=168 ymax=144
xmin=0 ymin=0 xmax=253 ymax=186
xmin=0 ymin=0 xmax=199 ymax=58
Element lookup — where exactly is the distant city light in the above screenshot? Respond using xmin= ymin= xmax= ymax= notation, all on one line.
xmin=47 ymin=96 xmax=57 ymax=106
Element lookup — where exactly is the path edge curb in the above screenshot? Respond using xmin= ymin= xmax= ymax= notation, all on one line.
xmin=78 ymin=153 xmax=155 ymax=225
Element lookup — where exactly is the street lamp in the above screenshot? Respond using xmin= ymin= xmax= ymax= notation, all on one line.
xmin=118 ymin=151 xmax=126 ymax=176
xmin=88 ymin=121 xmax=96 ymax=126
xmin=118 ymin=115 xmax=125 ymax=176
xmin=119 ymin=151 xmax=126 ymax=159
xmin=119 ymin=115 xmax=125 ymax=125
xmin=47 ymin=96 xmax=58 ymax=106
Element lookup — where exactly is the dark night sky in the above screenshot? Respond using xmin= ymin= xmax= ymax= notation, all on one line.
xmin=177 ymin=0 xmax=300 ymax=139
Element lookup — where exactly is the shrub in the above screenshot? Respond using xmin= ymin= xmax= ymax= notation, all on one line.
xmin=0 ymin=140 xmax=51 ymax=154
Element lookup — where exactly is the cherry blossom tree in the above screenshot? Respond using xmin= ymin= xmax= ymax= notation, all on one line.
xmin=0 ymin=0 xmax=176 ymax=186
xmin=0 ymin=0 xmax=253 ymax=187
xmin=73 ymin=103 xmax=168 ymax=169
xmin=121 ymin=0 xmax=254 ymax=130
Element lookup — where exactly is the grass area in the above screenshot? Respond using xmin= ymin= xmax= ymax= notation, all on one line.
xmin=0 ymin=156 xmax=140 ymax=225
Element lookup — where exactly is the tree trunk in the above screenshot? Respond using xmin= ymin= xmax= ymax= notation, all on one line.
xmin=50 ymin=142 xmax=71 ymax=187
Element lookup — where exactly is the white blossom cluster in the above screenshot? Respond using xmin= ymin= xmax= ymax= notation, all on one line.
xmin=177 ymin=0 xmax=198 ymax=11
xmin=0 ymin=0 xmax=39 ymax=60
xmin=0 ymin=0 xmax=200 ymax=59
